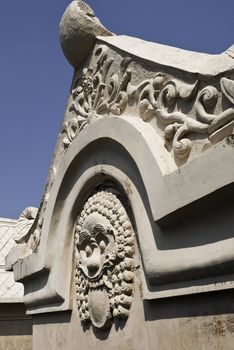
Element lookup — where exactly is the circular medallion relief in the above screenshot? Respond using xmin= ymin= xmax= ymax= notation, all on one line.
xmin=74 ymin=191 xmax=135 ymax=329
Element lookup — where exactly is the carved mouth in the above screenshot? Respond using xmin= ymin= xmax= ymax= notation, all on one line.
xmin=86 ymin=268 xmax=103 ymax=280
xmin=80 ymin=261 xmax=112 ymax=283
xmin=78 ymin=262 xmax=104 ymax=282
xmin=88 ymin=277 xmax=104 ymax=289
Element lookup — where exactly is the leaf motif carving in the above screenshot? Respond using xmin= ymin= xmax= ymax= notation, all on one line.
xmin=221 ymin=77 xmax=234 ymax=105
xmin=62 ymin=46 xmax=132 ymax=150
xmin=61 ymin=45 xmax=234 ymax=162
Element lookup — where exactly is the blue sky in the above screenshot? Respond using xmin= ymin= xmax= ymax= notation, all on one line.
xmin=0 ymin=0 xmax=233 ymax=219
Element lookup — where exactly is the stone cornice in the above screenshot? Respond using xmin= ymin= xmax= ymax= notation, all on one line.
xmin=98 ymin=35 xmax=234 ymax=76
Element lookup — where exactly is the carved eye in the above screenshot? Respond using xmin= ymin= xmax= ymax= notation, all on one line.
xmin=99 ymin=240 xmax=106 ymax=253
xmin=85 ymin=245 xmax=92 ymax=257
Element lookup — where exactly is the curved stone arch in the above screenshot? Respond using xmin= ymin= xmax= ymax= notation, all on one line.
xmin=42 ymin=116 xmax=166 ymax=271
xmin=44 ymin=159 xmax=155 ymax=309
xmin=12 ymin=115 xmax=234 ymax=314
xmin=19 ymin=117 xmax=167 ymax=312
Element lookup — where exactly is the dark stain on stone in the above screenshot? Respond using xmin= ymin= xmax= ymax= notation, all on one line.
xmin=226 ymin=134 xmax=234 ymax=146
xmin=226 ymin=315 xmax=234 ymax=334
xmin=123 ymin=179 xmax=133 ymax=196
xmin=202 ymin=316 xmax=234 ymax=338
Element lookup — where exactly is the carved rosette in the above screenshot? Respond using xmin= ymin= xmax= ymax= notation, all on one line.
xmin=74 ymin=191 xmax=135 ymax=329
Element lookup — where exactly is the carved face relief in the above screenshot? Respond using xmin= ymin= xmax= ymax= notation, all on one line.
xmin=78 ymin=212 xmax=116 ymax=280
xmin=74 ymin=191 xmax=135 ymax=329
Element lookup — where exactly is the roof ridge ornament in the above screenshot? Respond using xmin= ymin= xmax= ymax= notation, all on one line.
xmin=59 ymin=1 xmax=112 ymax=68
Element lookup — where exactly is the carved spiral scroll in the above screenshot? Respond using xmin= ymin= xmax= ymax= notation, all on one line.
xmin=74 ymin=191 xmax=135 ymax=329
xmin=62 ymin=42 xmax=234 ymax=162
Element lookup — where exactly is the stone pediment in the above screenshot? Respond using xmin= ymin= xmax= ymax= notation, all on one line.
xmin=7 ymin=0 xmax=234 ymax=334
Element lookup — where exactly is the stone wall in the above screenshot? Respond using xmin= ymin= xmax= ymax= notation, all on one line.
xmin=32 ymin=290 xmax=234 ymax=350
xmin=0 ymin=304 xmax=32 ymax=350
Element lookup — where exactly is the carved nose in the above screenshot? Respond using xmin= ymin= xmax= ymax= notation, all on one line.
xmin=87 ymin=260 xmax=99 ymax=273
xmin=87 ymin=251 xmax=101 ymax=276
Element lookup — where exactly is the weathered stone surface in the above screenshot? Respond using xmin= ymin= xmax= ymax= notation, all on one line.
xmin=0 ymin=304 xmax=32 ymax=350
xmin=0 ymin=219 xmax=17 ymax=266
xmin=7 ymin=1 xmax=234 ymax=349
xmin=74 ymin=191 xmax=135 ymax=329
xmin=0 ymin=336 xmax=31 ymax=350
xmin=0 ymin=219 xmax=32 ymax=350
xmin=5 ymin=207 xmax=39 ymax=271
xmin=0 ymin=218 xmax=23 ymax=302
xmin=32 ymin=290 xmax=234 ymax=350
xmin=59 ymin=1 xmax=112 ymax=68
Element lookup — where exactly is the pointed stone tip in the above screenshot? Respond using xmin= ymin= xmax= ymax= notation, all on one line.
xmin=59 ymin=1 xmax=112 ymax=69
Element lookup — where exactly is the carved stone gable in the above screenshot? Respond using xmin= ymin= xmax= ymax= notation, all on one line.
xmin=6 ymin=2 xmax=234 ymax=348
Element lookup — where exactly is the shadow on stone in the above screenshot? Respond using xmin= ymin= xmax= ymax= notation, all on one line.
xmin=143 ymin=289 xmax=234 ymax=321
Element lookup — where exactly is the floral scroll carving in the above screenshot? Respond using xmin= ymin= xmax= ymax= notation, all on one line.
xmin=128 ymin=76 xmax=234 ymax=159
xmin=62 ymin=45 xmax=234 ymax=161
xmin=62 ymin=46 xmax=131 ymax=148
xmin=155 ymin=78 xmax=234 ymax=159
xmin=74 ymin=191 xmax=135 ymax=329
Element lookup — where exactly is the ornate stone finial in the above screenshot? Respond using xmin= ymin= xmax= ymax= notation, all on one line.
xmin=74 ymin=191 xmax=135 ymax=329
xmin=14 ymin=207 xmax=38 ymax=244
xmin=59 ymin=1 xmax=112 ymax=68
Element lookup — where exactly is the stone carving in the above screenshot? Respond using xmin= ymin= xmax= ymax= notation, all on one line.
xmin=156 ymin=78 xmax=234 ymax=159
xmin=129 ymin=75 xmax=234 ymax=159
xmin=74 ymin=191 xmax=135 ymax=329
xmin=28 ymin=166 xmax=57 ymax=252
xmin=127 ymin=75 xmax=199 ymax=159
xmin=13 ymin=173 xmax=55 ymax=254
xmin=62 ymin=46 xmax=131 ymax=148
xmin=14 ymin=207 xmax=38 ymax=244
xmin=29 ymin=193 xmax=49 ymax=252
xmin=62 ymin=43 xmax=234 ymax=161
xmin=59 ymin=1 xmax=112 ymax=68
xmin=13 ymin=207 xmax=40 ymax=255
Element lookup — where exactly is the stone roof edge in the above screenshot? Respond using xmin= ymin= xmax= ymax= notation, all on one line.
xmin=97 ymin=35 xmax=234 ymax=76
xmin=0 ymin=218 xmax=17 ymax=225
